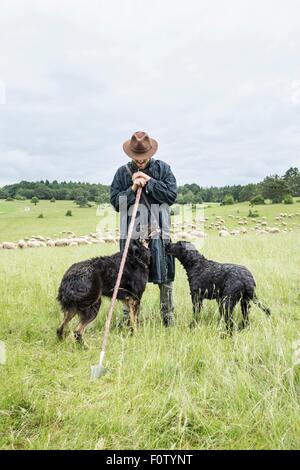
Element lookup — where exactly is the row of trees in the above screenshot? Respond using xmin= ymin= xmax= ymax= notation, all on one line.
xmin=0 ymin=167 xmax=299 ymax=205
xmin=176 ymin=167 xmax=300 ymax=204
xmin=0 ymin=180 xmax=110 ymax=204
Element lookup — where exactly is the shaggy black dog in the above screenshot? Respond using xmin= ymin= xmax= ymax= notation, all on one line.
xmin=57 ymin=239 xmax=151 ymax=342
xmin=167 ymin=241 xmax=271 ymax=333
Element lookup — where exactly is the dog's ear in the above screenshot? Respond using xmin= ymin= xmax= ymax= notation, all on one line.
xmin=139 ymin=237 xmax=150 ymax=249
xmin=164 ymin=239 xmax=172 ymax=253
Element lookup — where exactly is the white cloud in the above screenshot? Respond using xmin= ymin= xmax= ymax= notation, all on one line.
xmin=0 ymin=0 xmax=300 ymax=187
xmin=290 ymin=80 xmax=300 ymax=105
xmin=0 ymin=80 xmax=6 ymax=105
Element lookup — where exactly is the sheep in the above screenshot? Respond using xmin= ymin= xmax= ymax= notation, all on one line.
xmin=219 ymin=230 xmax=230 ymax=237
xmin=177 ymin=231 xmax=193 ymax=241
xmin=75 ymin=238 xmax=89 ymax=245
xmin=27 ymin=241 xmax=41 ymax=248
xmin=190 ymin=230 xmax=206 ymax=239
xmin=54 ymin=239 xmax=70 ymax=247
xmin=2 ymin=242 xmax=17 ymax=250
xmin=18 ymin=240 xmax=27 ymax=249
xmin=36 ymin=236 xmax=46 ymax=242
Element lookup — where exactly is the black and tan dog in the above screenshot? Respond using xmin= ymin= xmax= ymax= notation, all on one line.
xmin=57 ymin=238 xmax=151 ymax=342
xmin=167 ymin=241 xmax=271 ymax=333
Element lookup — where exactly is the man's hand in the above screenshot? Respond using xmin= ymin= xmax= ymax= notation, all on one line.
xmin=132 ymin=178 xmax=146 ymax=191
xmin=132 ymin=172 xmax=151 ymax=183
xmin=131 ymin=172 xmax=151 ymax=191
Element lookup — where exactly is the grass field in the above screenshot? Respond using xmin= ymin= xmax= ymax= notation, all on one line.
xmin=0 ymin=200 xmax=300 ymax=449
xmin=0 ymin=200 xmax=118 ymax=243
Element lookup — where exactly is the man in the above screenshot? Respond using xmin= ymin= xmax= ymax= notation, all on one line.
xmin=110 ymin=131 xmax=177 ymax=326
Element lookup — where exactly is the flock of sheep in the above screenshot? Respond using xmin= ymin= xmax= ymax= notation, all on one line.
xmin=0 ymin=212 xmax=298 ymax=250
xmin=170 ymin=211 xmax=298 ymax=241
xmin=0 ymin=231 xmax=118 ymax=250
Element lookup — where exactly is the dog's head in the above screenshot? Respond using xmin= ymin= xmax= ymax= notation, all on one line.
xmin=136 ymin=224 xmax=161 ymax=250
xmin=165 ymin=240 xmax=197 ymax=258
xmin=128 ymin=238 xmax=151 ymax=266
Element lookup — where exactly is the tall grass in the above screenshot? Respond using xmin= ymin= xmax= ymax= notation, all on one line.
xmin=0 ymin=233 xmax=299 ymax=449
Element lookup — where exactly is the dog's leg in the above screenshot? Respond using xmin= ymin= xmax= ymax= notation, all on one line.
xmin=73 ymin=299 xmax=101 ymax=344
xmin=218 ymin=299 xmax=224 ymax=319
xmin=189 ymin=292 xmax=203 ymax=328
xmin=57 ymin=309 xmax=76 ymax=339
xmin=124 ymin=298 xmax=139 ymax=334
xmin=241 ymin=298 xmax=250 ymax=329
xmin=222 ymin=297 xmax=235 ymax=335
xmin=119 ymin=301 xmax=131 ymax=328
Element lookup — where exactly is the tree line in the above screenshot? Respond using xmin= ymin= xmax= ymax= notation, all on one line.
xmin=176 ymin=167 xmax=300 ymax=204
xmin=0 ymin=180 xmax=110 ymax=204
xmin=0 ymin=167 xmax=299 ymax=205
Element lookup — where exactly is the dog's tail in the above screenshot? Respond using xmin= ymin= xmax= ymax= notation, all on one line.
xmin=252 ymin=294 xmax=271 ymax=316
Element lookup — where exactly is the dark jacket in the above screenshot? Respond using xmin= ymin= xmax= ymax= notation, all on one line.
xmin=110 ymin=159 xmax=177 ymax=284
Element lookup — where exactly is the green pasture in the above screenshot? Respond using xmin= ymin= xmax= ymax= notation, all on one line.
xmin=0 ymin=200 xmax=299 ymax=449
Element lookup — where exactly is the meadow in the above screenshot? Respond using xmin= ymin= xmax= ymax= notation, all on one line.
xmin=0 ymin=199 xmax=300 ymax=449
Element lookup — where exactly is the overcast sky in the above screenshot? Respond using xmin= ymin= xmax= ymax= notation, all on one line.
xmin=0 ymin=0 xmax=299 ymax=187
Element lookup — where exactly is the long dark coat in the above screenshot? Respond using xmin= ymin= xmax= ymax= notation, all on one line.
xmin=110 ymin=158 xmax=177 ymax=284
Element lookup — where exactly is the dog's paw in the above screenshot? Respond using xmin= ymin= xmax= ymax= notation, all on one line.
xmin=73 ymin=331 xmax=83 ymax=342
xmin=73 ymin=332 xmax=89 ymax=349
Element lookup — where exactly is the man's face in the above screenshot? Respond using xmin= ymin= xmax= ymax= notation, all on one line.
xmin=133 ymin=157 xmax=150 ymax=170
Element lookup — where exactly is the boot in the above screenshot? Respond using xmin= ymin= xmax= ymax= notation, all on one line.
xmin=159 ymin=282 xmax=175 ymax=326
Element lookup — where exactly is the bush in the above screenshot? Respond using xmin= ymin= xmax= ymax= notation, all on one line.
xmin=250 ymin=194 xmax=265 ymax=205
xmin=5 ymin=197 xmax=14 ymax=201
xmin=75 ymin=196 xmax=89 ymax=207
xmin=31 ymin=196 xmax=39 ymax=206
xmin=15 ymin=194 xmax=26 ymax=200
xmin=284 ymin=194 xmax=294 ymax=204
xmin=65 ymin=210 xmax=72 ymax=217
xmin=221 ymin=195 xmax=234 ymax=205
xmin=37 ymin=213 xmax=44 ymax=218
xmin=50 ymin=197 xmax=56 ymax=203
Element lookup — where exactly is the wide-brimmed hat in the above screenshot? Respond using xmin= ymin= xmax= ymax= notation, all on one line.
xmin=123 ymin=131 xmax=158 ymax=159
